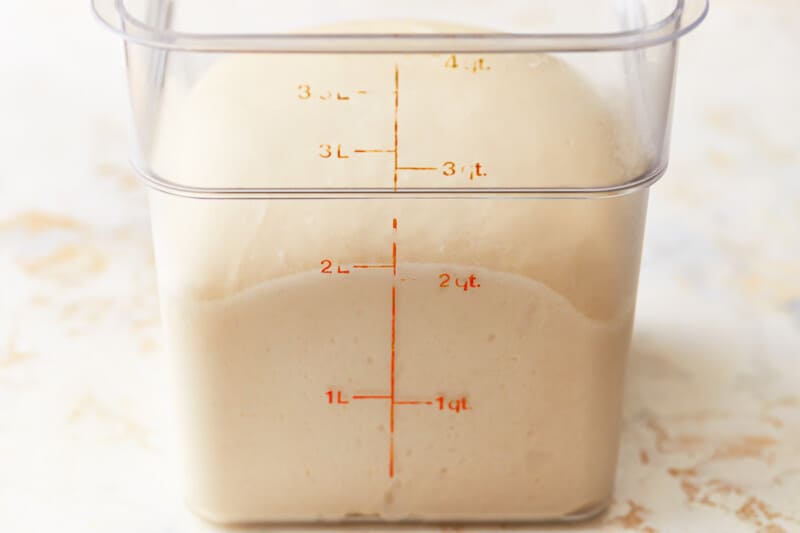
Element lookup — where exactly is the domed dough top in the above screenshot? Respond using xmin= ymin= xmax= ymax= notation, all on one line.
xmin=154 ymin=50 xmax=636 ymax=190
xmin=150 ymin=26 xmax=648 ymax=319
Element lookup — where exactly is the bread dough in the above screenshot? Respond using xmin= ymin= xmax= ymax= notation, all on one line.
xmin=164 ymin=264 xmax=633 ymax=521
xmin=148 ymin=21 xmax=649 ymax=522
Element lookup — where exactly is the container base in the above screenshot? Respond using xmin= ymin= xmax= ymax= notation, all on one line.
xmin=186 ymin=497 xmax=612 ymax=527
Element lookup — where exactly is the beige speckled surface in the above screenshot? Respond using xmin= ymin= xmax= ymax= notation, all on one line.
xmin=0 ymin=1 xmax=798 ymax=532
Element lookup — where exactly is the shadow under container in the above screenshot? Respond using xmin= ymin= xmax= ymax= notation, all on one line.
xmin=93 ymin=0 xmax=707 ymax=524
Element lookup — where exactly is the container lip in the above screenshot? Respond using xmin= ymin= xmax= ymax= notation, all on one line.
xmin=130 ymin=157 xmax=668 ymax=200
xmin=92 ymin=0 xmax=708 ymax=53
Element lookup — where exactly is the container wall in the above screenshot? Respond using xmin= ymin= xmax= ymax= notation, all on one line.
xmin=117 ymin=0 xmax=677 ymax=522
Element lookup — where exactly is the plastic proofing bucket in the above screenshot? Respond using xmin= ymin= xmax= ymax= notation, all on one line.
xmin=94 ymin=0 xmax=707 ymax=524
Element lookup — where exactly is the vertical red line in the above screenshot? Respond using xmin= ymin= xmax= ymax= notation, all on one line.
xmin=389 ymin=217 xmax=398 ymax=478
xmin=390 ymin=283 xmax=396 ymax=478
xmin=389 ymin=431 xmax=395 ymax=478
xmin=393 ymin=65 xmax=399 ymax=192
xmin=390 ymin=285 xmax=396 ymax=405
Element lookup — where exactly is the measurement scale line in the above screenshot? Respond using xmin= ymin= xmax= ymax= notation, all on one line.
xmin=352 ymin=395 xmax=392 ymax=400
xmin=354 ymin=149 xmax=395 ymax=153
xmin=395 ymin=401 xmax=434 ymax=406
xmin=393 ymin=65 xmax=399 ymax=192
xmin=390 ymin=282 xmax=396 ymax=478
xmin=389 ymin=431 xmax=395 ymax=478
xmin=397 ymin=166 xmax=438 ymax=171
xmin=352 ymin=264 xmax=393 ymax=269
xmin=389 ymin=217 xmax=398 ymax=478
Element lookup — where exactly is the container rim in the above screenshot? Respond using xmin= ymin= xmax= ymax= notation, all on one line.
xmin=92 ymin=0 xmax=708 ymax=53
xmin=131 ymin=157 xmax=668 ymax=200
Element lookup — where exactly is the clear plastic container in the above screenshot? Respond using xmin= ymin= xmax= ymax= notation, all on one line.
xmin=93 ymin=0 xmax=707 ymax=524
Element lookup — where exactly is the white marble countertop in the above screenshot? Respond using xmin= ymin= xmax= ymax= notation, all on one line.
xmin=1 ymin=1 xmax=798 ymax=532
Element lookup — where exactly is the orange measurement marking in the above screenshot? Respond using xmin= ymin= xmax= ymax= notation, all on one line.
xmin=398 ymin=166 xmax=438 ymax=171
xmin=390 ymin=285 xmax=397 ymax=424
xmin=352 ymin=264 xmax=393 ymax=269
xmin=389 ymin=432 xmax=395 ymax=478
xmin=439 ymin=272 xmax=481 ymax=291
xmin=325 ymin=390 xmax=350 ymax=404
xmin=354 ymin=149 xmax=395 ymax=153
xmin=322 ymin=219 xmax=434 ymax=479
xmin=393 ymin=65 xmax=399 ymax=192
xmin=389 ymin=216 xmax=398 ymax=477
xmin=320 ymin=259 xmax=351 ymax=275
